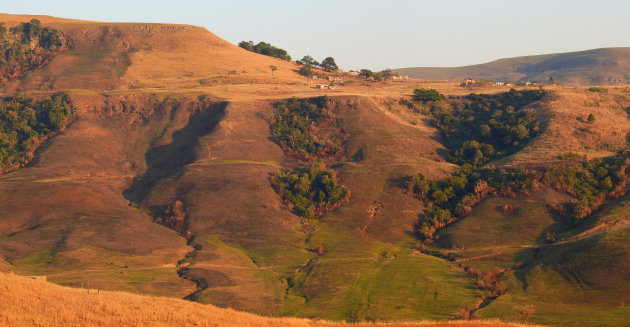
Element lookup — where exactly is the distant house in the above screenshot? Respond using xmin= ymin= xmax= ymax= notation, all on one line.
xmin=463 ymin=78 xmax=477 ymax=85
xmin=315 ymin=84 xmax=329 ymax=89
xmin=346 ymin=71 xmax=360 ymax=77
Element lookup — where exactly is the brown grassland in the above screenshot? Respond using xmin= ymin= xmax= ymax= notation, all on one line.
xmin=0 ymin=272 xmax=543 ymax=327
xmin=0 ymin=13 xmax=629 ymax=327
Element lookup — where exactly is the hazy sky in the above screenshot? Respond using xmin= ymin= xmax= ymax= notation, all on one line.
xmin=3 ymin=0 xmax=630 ymax=71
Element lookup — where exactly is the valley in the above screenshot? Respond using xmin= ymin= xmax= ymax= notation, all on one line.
xmin=0 ymin=13 xmax=629 ymax=327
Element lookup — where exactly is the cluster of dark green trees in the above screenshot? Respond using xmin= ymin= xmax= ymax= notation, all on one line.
xmin=408 ymin=154 xmax=629 ymax=239
xmin=0 ymin=93 xmax=73 ymax=169
xmin=407 ymin=165 xmax=536 ymax=239
xmin=238 ymin=41 xmax=291 ymax=60
xmin=296 ymin=56 xmax=339 ymax=77
xmin=272 ymin=160 xmax=348 ymax=218
xmin=543 ymin=155 xmax=628 ymax=224
xmin=270 ymin=97 xmax=348 ymax=218
xmin=356 ymin=68 xmax=394 ymax=81
xmin=423 ymin=88 xmax=546 ymax=166
xmin=0 ymin=19 xmax=63 ymax=81
xmin=271 ymin=96 xmax=339 ymax=159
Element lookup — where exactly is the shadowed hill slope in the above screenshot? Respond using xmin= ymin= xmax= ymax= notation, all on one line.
xmin=395 ymin=48 xmax=630 ymax=85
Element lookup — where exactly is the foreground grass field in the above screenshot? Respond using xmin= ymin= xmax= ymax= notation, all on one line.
xmin=0 ymin=272 xmax=543 ymax=327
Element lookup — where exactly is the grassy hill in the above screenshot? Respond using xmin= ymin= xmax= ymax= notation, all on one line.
xmin=395 ymin=48 xmax=630 ymax=85
xmin=1 ymin=272 xmax=540 ymax=327
xmin=0 ymin=13 xmax=629 ymax=327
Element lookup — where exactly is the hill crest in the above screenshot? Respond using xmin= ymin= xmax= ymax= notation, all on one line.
xmin=395 ymin=47 xmax=630 ymax=85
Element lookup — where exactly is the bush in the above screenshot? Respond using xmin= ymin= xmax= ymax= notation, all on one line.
xmin=409 ymin=152 xmax=630 ymax=239
xmin=298 ymin=65 xmax=313 ymax=77
xmin=0 ymin=19 xmax=64 ymax=82
xmin=428 ymin=89 xmax=546 ymax=166
xmin=272 ymin=160 xmax=348 ymax=218
xmin=587 ymin=113 xmax=596 ymax=123
xmin=0 ymin=93 xmax=73 ymax=169
xmin=270 ymin=96 xmax=338 ymax=159
xmin=413 ymin=88 xmax=444 ymax=102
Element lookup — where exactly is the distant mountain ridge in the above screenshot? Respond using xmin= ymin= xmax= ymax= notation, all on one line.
xmin=394 ymin=47 xmax=630 ymax=85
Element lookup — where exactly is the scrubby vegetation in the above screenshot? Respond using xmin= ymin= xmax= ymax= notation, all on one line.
xmin=238 ymin=40 xmax=291 ymax=60
xmin=413 ymin=88 xmax=444 ymax=102
xmin=0 ymin=93 xmax=73 ymax=170
xmin=543 ymin=155 xmax=630 ymax=224
xmin=271 ymin=96 xmax=343 ymax=159
xmin=272 ymin=160 xmax=348 ymax=218
xmin=408 ymin=153 xmax=630 ymax=239
xmin=407 ymin=165 xmax=538 ymax=239
xmin=425 ymin=89 xmax=546 ymax=166
xmin=0 ymin=19 xmax=64 ymax=82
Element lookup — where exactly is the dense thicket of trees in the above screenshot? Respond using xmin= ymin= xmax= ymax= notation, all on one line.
xmin=238 ymin=41 xmax=291 ymax=60
xmin=408 ymin=154 xmax=630 ymax=239
xmin=543 ymin=156 xmax=629 ymax=224
xmin=0 ymin=93 xmax=73 ymax=169
xmin=272 ymin=160 xmax=348 ymax=218
xmin=426 ymin=89 xmax=546 ymax=165
xmin=407 ymin=165 xmax=537 ymax=239
xmin=271 ymin=96 xmax=341 ymax=159
xmin=0 ymin=19 xmax=64 ymax=82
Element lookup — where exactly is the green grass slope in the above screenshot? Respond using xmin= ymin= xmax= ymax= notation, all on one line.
xmin=123 ymin=95 xmax=480 ymax=320
xmin=431 ymin=187 xmax=630 ymax=326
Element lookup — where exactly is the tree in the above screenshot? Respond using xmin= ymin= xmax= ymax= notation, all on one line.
xmin=269 ymin=65 xmax=277 ymax=76
xmin=359 ymin=69 xmax=374 ymax=80
xmin=381 ymin=69 xmax=394 ymax=80
xmin=238 ymin=41 xmax=291 ymax=60
xmin=413 ymin=88 xmax=444 ymax=102
xmin=548 ymin=76 xmax=555 ymax=85
xmin=238 ymin=40 xmax=255 ymax=52
xmin=298 ymin=65 xmax=313 ymax=77
xmin=320 ymin=57 xmax=338 ymax=71
xmin=587 ymin=113 xmax=596 ymax=123
xmin=300 ymin=55 xmax=319 ymax=67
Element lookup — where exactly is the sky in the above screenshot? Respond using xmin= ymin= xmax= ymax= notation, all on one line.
xmin=3 ymin=0 xmax=630 ymax=71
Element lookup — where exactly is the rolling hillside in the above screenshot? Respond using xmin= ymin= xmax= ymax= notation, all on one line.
xmin=1 ymin=13 xmax=630 ymax=327
xmin=0 ymin=272 xmax=542 ymax=327
xmin=395 ymin=48 xmax=630 ymax=85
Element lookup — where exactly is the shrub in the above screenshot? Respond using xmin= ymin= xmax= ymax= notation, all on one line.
xmin=298 ymin=65 xmax=313 ymax=77
xmin=587 ymin=113 xmax=596 ymax=123
xmin=0 ymin=93 xmax=73 ymax=169
xmin=270 ymin=96 xmax=341 ymax=159
xmin=428 ymin=89 xmax=546 ymax=166
xmin=0 ymin=19 xmax=64 ymax=82
xmin=413 ymin=88 xmax=444 ymax=102
xmin=272 ymin=160 xmax=348 ymax=218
